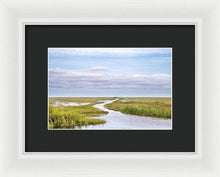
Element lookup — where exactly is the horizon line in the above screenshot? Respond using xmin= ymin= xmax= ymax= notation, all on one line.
xmin=48 ymin=96 xmax=172 ymax=98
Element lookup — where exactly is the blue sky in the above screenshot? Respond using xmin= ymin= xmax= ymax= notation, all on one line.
xmin=48 ymin=48 xmax=172 ymax=97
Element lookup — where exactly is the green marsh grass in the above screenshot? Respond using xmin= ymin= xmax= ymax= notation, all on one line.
xmin=48 ymin=97 xmax=172 ymax=129
xmin=105 ymin=97 xmax=171 ymax=119
xmin=49 ymin=97 xmax=114 ymax=104
xmin=49 ymin=98 xmax=108 ymax=129
xmin=61 ymin=104 xmax=108 ymax=117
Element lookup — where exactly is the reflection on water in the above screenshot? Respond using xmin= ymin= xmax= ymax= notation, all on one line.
xmin=77 ymin=100 xmax=172 ymax=130
xmin=53 ymin=101 xmax=90 ymax=107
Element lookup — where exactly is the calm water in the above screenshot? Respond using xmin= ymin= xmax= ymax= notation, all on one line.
xmin=77 ymin=100 xmax=172 ymax=130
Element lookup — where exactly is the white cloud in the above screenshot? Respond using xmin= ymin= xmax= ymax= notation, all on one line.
xmin=48 ymin=48 xmax=172 ymax=57
xmin=49 ymin=68 xmax=171 ymax=90
xmin=91 ymin=66 xmax=109 ymax=72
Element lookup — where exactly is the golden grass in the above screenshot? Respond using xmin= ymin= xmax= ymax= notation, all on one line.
xmin=49 ymin=97 xmax=115 ymax=104
xmin=49 ymin=105 xmax=106 ymax=129
xmin=48 ymin=97 xmax=172 ymax=129
xmin=105 ymin=97 xmax=171 ymax=119
xmin=48 ymin=97 xmax=110 ymax=129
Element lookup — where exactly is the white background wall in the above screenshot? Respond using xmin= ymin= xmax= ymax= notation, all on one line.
xmin=0 ymin=0 xmax=220 ymax=176
xmin=0 ymin=1 xmax=19 ymax=171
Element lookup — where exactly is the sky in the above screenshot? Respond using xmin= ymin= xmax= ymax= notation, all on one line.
xmin=48 ymin=48 xmax=172 ymax=97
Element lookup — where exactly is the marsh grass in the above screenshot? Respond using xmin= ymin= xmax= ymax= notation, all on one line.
xmin=49 ymin=97 xmax=115 ymax=104
xmin=61 ymin=104 xmax=108 ymax=117
xmin=48 ymin=99 xmax=108 ymax=129
xmin=48 ymin=97 xmax=172 ymax=129
xmin=105 ymin=97 xmax=171 ymax=119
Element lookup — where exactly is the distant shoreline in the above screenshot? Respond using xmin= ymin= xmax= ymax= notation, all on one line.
xmin=48 ymin=96 xmax=172 ymax=98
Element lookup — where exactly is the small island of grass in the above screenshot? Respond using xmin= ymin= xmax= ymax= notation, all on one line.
xmin=48 ymin=97 xmax=110 ymax=129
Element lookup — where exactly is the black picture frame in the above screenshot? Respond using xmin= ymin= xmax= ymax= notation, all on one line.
xmin=25 ymin=25 xmax=195 ymax=152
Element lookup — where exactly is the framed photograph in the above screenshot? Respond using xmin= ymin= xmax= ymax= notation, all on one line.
xmin=25 ymin=25 xmax=195 ymax=152
xmin=1 ymin=0 xmax=220 ymax=177
xmin=48 ymin=47 xmax=173 ymax=130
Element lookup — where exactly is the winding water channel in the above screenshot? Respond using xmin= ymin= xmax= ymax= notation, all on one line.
xmin=79 ymin=100 xmax=172 ymax=130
